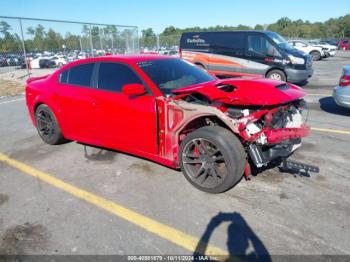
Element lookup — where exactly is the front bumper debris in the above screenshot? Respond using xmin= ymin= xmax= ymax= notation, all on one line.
xmin=281 ymin=159 xmax=320 ymax=173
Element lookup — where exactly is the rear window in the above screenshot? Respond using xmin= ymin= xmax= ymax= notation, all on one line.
xmin=68 ymin=63 xmax=94 ymax=87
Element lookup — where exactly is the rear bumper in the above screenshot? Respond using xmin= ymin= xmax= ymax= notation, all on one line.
xmin=285 ymin=67 xmax=313 ymax=83
xmin=333 ymin=86 xmax=350 ymax=108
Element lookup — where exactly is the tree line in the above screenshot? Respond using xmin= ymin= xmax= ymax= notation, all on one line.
xmin=0 ymin=21 xmax=137 ymax=53
xmin=140 ymin=14 xmax=350 ymax=47
xmin=1 ymin=14 xmax=349 ymax=53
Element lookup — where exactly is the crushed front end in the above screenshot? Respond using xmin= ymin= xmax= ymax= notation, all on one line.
xmin=228 ymin=99 xmax=310 ymax=170
xmin=172 ymin=78 xmax=318 ymax=175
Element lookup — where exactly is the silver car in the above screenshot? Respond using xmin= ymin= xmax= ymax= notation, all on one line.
xmin=333 ymin=66 xmax=350 ymax=108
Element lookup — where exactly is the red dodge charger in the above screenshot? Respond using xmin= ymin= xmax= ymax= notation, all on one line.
xmin=26 ymin=55 xmax=311 ymax=193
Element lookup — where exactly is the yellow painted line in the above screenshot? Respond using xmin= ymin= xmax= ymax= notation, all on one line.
xmin=311 ymin=127 xmax=350 ymax=135
xmin=0 ymin=153 xmax=228 ymax=257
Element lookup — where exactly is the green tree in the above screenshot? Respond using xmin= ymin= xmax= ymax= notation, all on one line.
xmin=0 ymin=21 xmax=11 ymax=35
xmin=140 ymin=28 xmax=156 ymax=49
xmin=254 ymin=24 xmax=264 ymax=30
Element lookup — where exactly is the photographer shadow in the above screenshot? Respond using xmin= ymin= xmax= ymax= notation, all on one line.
xmin=194 ymin=212 xmax=271 ymax=262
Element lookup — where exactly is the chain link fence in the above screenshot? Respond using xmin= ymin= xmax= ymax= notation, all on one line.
xmin=139 ymin=35 xmax=180 ymax=55
xmin=0 ymin=16 xmax=138 ymax=83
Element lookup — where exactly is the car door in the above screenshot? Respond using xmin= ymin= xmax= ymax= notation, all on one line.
xmin=244 ymin=34 xmax=278 ymax=76
xmin=56 ymin=62 xmax=100 ymax=144
xmin=92 ymin=62 xmax=158 ymax=155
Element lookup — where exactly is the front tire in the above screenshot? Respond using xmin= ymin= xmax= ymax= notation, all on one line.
xmin=310 ymin=51 xmax=321 ymax=61
xmin=180 ymin=126 xmax=246 ymax=193
xmin=266 ymin=69 xmax=286 ymax=82
xmin=35 ymin=104 xmax=66 ymax=145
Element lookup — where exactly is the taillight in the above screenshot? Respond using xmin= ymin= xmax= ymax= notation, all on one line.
xmin=339 ymin=75 xmax=350 ymax=87
xmin=179 ymin=48 xmax=182 ymax=58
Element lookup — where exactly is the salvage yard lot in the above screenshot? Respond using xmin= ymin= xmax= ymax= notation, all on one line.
xmin=0 ymin=52 xmax=349 ymax=257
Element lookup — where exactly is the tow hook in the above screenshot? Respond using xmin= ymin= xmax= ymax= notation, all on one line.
xmin=281 ymin=159 xmax=320 ymax=174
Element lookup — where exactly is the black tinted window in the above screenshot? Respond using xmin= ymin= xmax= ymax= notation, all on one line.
xmin=248 ymin=35 xmax=280 ymax=57
xmin=98 ymin=63 xmax=142 ymax=92
xmin=59 ymin=69 xmax=68 ymax=83
xmin=68 ymin=63 xmax=94 ymax=87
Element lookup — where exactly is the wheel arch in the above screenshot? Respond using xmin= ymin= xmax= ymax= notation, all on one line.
xmin=33 ymin=100 xmax=65 ymax=135
xmin=178 ymin=115 xmax=237 ymax=143
xmin=265 ymin=67 xmax=286 ymax=78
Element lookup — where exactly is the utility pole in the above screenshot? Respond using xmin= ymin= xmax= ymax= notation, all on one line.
xmin=89 ymin=24 xmax=93 ymax=57
xmin=19 ymin=18 xmax=30 ymax=77
xmin=99 ymin=28 xmax=103 ymax=50
xmin=156 ymin=34 xmax=160 ymax=52
xmin=79 ymin=37 xmax=83 ymax=53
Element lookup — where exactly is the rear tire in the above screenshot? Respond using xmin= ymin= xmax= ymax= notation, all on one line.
xmin=310 ymin=51 xmax=321 ymax=61
xmin=266 ymin=69 xmax=286 ymax=82
xmin=180 ymin=126 xmax=246 ymax=193
xmin=35 ymin=104 xmax=67 ymax=145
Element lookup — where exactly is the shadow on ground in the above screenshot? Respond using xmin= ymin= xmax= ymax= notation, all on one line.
xmin=194 ymin=212 xmax=271 ymax=261
xmin=319 ymin=97 xmax=350 ymax=117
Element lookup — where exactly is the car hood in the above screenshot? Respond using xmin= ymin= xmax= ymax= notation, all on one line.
xmin=172 ymin=78 xmax=306 ymax=106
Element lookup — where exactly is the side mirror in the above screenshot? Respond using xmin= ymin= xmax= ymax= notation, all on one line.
xmin=122 ymin=83 xmax=147 ymax=96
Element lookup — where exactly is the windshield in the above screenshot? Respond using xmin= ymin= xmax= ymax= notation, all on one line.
xmin=266 ymin=31 xmax=294 ymax=50
xmin=137 ymin=58 xmax=215 ymax=95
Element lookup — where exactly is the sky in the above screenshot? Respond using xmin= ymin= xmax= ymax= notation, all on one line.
xmin=1 ymin=0 xmax=350 ymax=34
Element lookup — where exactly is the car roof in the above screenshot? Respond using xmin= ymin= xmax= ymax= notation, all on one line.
xmin=72 ymin=54 xmax=172 ymax=64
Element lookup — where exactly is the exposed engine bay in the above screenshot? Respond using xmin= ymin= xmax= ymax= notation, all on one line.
xmin=169 ymin=78 xmax=318 ymax=175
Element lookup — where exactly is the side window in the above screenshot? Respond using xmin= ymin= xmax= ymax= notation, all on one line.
xmin=98 ymin=62 xmax=142 ymax=92
xmin=295 ymin=42 xmax=306 ymax=47
xmin=248 ymin=35 xmax=280 ymax=57
xmin=68 ymin=63 xmax=94 ymax=87
xmin=210 ymin=33 xmax=245 ymax=56
xmin=59 ymin=69 xmax=69 ymax=84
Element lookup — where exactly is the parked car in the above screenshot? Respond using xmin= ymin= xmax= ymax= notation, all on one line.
xmin=6 ymin=55 xmax=22 ymax=66
xmin=180 ymin=31 xmax=313 ymax=83
xmin=288 ymin=40 xmax=324 ymax=61
xmin=321 ymin=39 xmax=339 ymax=46
xmin=338 ymin=39 xmax=350 ymax=50
xmin=308 ymin=40 xmax=337 ymax=57
xmin=0 ymin=56 xmax=8 ymax=67
xmin=39 ymin=59 xmax=56 ymax=68
xmin=333 ymin=66 xmax=350 ymax=108
xmin=30 ymin=57 xmax=56 ymax=69
xmin=50 ymin=56 xmax=68 ymax=67
xmin=26 ymin=55 xmax=313 ymax=193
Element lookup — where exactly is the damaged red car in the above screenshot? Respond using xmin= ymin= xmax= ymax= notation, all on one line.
xmin=26 ymin=55 xmax=316 ymax=193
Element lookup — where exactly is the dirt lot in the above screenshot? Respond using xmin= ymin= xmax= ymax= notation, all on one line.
xmin=0 ymin=52 xmax=349 ymax=260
